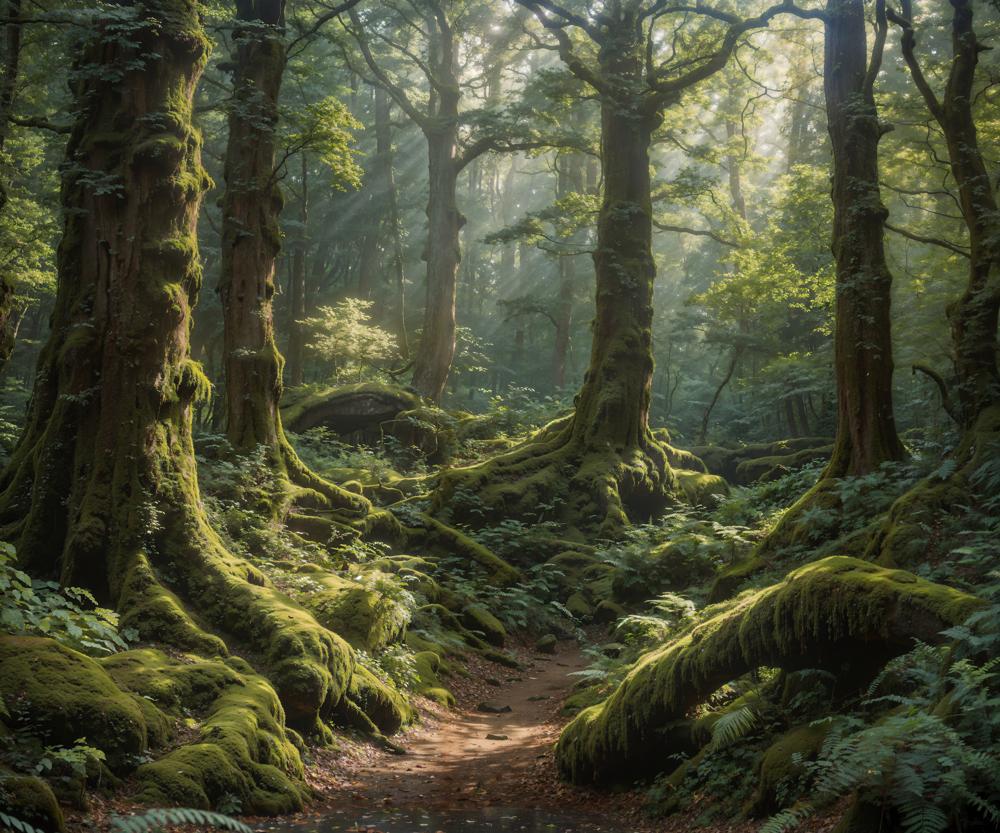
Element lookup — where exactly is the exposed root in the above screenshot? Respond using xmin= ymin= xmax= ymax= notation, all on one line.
xmin=556 ymin=556 xmax=981 ymax=785
xmin=432 ymin=416 xmax=714 ymax=537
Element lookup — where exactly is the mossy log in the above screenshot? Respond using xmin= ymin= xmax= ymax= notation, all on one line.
xmin=281 ymin=382 xmax=422 ymax=437
xmin=690 ymin=438 xmax=833 ymax=484
xmin=555 ymin=556 xmax=981 ymax=785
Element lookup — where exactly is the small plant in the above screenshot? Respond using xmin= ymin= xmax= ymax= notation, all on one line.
xmin=0 ymin=543 xmax=134 ymax=656
xmin=108 ymin=808 xmax=252 ymax=833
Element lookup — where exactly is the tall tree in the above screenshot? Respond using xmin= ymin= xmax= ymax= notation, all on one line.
xmin=0 ymin=0 xmax=377 ymax=738
xmin=348 ymin=3 xmax=538 ymax=403
xmin=0 ymin=0 xmax=24 ymax=371
xmin=890 ymin=0 xmax=999 ymax=426
xmin=436 ymin=0 xmax=789 ymax=534
xmin=218 ymin=0 xmax=368 ymax=514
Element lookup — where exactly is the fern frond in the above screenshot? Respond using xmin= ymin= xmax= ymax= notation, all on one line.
xmin=109 ymin=808 xmax=253 ymax=833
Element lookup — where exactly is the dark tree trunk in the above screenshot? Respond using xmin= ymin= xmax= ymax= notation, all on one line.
xmin=553 ymin=149 xmax=583 ymax=390
xmin=218 ymin=0 xmax=365 ymax=513
xmin=0 ymin=0 xmax=23 ymax=372
xmin=895 ymin=0 xmax=999 ymax=425
xmin=823 ymin=0 xmax=904 ymax=476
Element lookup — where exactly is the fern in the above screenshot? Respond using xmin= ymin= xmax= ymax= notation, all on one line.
xmin=0 ymin=813 xmax=45 ymax=833
xmin=759 ymin=803 xmax=813 ymax=833
xmin=709 ymin=704 xmax=760 ymax=750
xmin=109 ymin=808 xmax=252 ymax=833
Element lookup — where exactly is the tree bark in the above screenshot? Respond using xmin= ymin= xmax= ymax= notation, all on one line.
xmin=411 ymin=117 xmax=462 ymax=402
xmin=553 ymin=149 xmax=584 ymax=390
xmin=286 ymin=153 xmax=308 ymax=387
xmin=894 ymin=0 xmax=1000 ymax=425
xmin=218 ymin=0 xmax=366 ymax=513
xmin=823 ymin=0 xmax=904 ymax=476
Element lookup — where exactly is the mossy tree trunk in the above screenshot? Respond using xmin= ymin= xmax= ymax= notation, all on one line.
xmin=892 ymin=0 xmax=999 ymax=426
xmin=219 ymin=0 xmax=368 ymax=515
xmin=433 ymin=2 xmax=784 ymax=533
xmin=823 ymin=0 xmax=904 ymax=477
xmin=0 ymin=0 xmax=373 ymax=736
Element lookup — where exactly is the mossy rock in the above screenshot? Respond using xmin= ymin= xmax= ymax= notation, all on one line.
xmin=461 ymin=605 xmax=506 ymax=648
xmin=0 ymin=773 xmax=65 ymax=833
xmin=413 ymin=651 xmax=455 ymax=707
xmin=734 ymin=445 xmax=834 ymax=485
xmin=689 ymin=438 xmax=833 ymax=484
xmin=300 ymin=570 xmax=408 ymax=653
xmin=708 ymin=555 xmax=767 ymax=603
xmin=0 ymin=636 xmax=155 ymax=771
xmin=343 ymin=665 xmax=413 ymax=735
xmin=566 ymin=592 xmax=594 ymax=619
xmin=593 ymin=599 xmax=625 ymax=624
xmin=535 ymin=634 xmax=557 ymax=654
xmin=556 ymin=556 xmax=982 ymax=785
xmin=280 ymin=382 xmax=422 ymax=437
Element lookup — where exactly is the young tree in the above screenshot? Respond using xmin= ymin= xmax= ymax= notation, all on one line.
xmin=0 ymin=0 xmax=364 ymax=737
xmin=218 ymin=0 xmax=369 ymax=515
xmin=429 ymin=1 xmax=794 ymax=534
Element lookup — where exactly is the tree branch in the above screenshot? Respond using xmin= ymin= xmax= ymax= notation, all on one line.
xmin=652 ymin=219 xmax=738 ymax=247
xmin=912 ymin=362 xmax=960 ymax=424
xmin=885 ymin=221 xmax=970 ymax=258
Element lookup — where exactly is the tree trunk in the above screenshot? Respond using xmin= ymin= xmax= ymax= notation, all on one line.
xmin=218 ymin=0 xmax=365 ymax=513
xmin=0 ymin=0 xmax=23 ymax=372
xmin=411 ymin=123 xmax=462 ymax=402
xmin=912 ymin=0 xmax=1000 ymax=424
xmin=553 ymin=150 xmax=583 ymax=390
xmin=286 ymin=154 xmax=308 ymax=387
xmin=823 ymin=0 xmax=904 ymax=476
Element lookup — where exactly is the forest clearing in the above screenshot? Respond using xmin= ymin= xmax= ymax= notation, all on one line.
xmin=0 ymin=1 xmax=998 ymax=832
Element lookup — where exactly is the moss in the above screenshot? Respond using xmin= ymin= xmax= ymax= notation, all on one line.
xmin=690 ymin=438 xmax=833 ymax=483
xmin=343 ymin=665 xmax=412 ymax=735
xmin=415 ymin=515 xmax=521 ymax=585
xmin=412 ymin=651 xmax=455 ymax=707
xmin=734 ymin=445 xmax=833 ymax=485
xmin=135 ymin=667 xmax=307 ymax=815
xmin=556 ymin=556 xmax=982 ymax=785
xmin=708 ymin=556 xmax=767 ymax=603
xmin=300 ymin=570 xmax=408 ymax=653
xmin=461 ymin=605 xmax=506 ymax=647
xmin=0 ymin=773 xmax=65 ymax=833
xmin=280 ymin=382 xmax=422 ymax=435
xmin=747 ymin=723 xmax=829 ymax=816
xmin=0 ymin=636 xmax=155 ymax=770
xmin=675 ymin=470 xmax=730 ymax=506
xmin=566 ymin=592 xmax=594 ymax=619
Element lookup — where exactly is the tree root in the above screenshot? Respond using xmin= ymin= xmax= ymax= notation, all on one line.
xmin=556 ymin=556 xmax=982 ymax=785
xmin=432 ymin=417 xmax=716 ymax=537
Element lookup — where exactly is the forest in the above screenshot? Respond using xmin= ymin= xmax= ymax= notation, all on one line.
xmin=0 ymin=0 xmax=998 ymax=831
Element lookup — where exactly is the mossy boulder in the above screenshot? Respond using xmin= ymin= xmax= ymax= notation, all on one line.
xmin=734 ymin=445 xmax=834 ymax=485
xmin=675 ymin=470 xmax=729 ymax=506
xmin=461 ymin=605 xmax=507 ymax=647
xmin=412 ymin=650 xmax=455 ymax=707
xmin=535 ymin=634 xmax=558 ymax=654
xmin=566 ymin=592 xmax=594 ymax=619
xmin=0 ymin=773 xmax=65 ymax=833
xmin=280 ymin=382 xmax=422 ymax=437
xmin=0 ymin=637 xmax=154 ymax=770
xmin=556 ymin=556 xmax=982 ymax=784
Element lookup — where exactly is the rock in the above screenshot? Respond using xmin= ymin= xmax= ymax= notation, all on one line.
xmin=535 ymin=634 xmax=558 ymax=654
xmin=486 ymin=733 xmax=509 ymax=741
xmin=476 ymin=702 xmax=512 ymax=714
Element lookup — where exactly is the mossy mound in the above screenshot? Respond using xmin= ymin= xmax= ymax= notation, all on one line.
xmin=412 ymin=650 xmax=455 ymax=707
xmin=675 ymin=470 xmax=730 ymax=506
xmin=0 ymin=636 xmax=155 ymax=770
xmin=280 ymin=382 xmax=422 ymax=436
xmin=297 ymin=566 xmax=409 ymax=653
xmin=556 ymin=556 xmax=981 ymax=784
xmin=734 ymin=445 xmax=834 ymax=485
xmin=338 ymin=665 xmax=413 ymax=735
xmin=0 ymin=773 xmax=65 ymax=833
xmin=134 ymin=658 xmax=307 ymax=814
xmin=747 ymin=723 xmax=830 ymax=816
xmin=461 ymin=605 xmax=507 ymax=647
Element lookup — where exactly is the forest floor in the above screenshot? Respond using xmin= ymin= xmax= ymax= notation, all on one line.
xmin=253 ymin=640 xmax=835 ymax=833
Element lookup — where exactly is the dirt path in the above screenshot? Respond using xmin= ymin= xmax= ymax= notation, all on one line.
xmin=327 ymin=644 xmax=592 ymax=811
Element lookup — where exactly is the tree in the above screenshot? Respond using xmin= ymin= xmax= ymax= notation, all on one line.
xmin=889 ymin=0 xmax=999 ymax=426
xmin=0 ymin=0 xmax=363 ymax=737
xmin=347 ymin=3 xmax=541 ymax=403
xmin=218 ymin=0 xmax=369 ymax=516
xmin=434 ymin=0 xmax=790 ymax=534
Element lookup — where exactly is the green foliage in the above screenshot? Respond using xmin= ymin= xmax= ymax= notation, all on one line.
xmin=0 ymin=812 xmax=44 ymax=833
xmin=301 ymin=299 xmax=399 ymax=382
xmin=108 ymin=808 xmax=252 ymax=833
xmin=0 ymin=544 xmax=134 ymax=656
xmin=284 ymin=96 xmax=363 ymax=190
